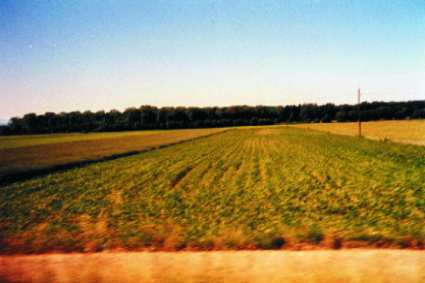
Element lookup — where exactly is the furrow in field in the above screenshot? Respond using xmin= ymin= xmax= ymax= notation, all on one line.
xmin=151 ymin=133 xmax=245 ymax=223
xmin=246 ymin=137 xmax=260 ymax=186
xmin=192 ymin=137 xmax=243 ymax=190
xmin=113 ymin=135 xmax=240 ymax=225
xmin=214 ymin=139 xmax=248 ymax=186
xmin=225 ymin=136 xmax=255 ymax=193
xmin=122 ymin=146 xmax=200 ymax=193
xmin=221 ymin=134 xmax=277 ymax=229
xmin=254 ymin=135 xmax=282 ymax=222
xmin=271 ymin=129 xmax=424 ymax=228
xmin=282 ymin=131 xmax=400 ymax=197
xmin=272 ymin=132 xmax=336 ymax=185
xmin=258 ymin=133 xmax=339 ymax=225
xmin=175 ymin=136 xmax=243 ymax=190
xmin=186 ymin=134 xmax=253 ymax=226
xmin=269 ymin=135 xmax=307 ymax=182
xmin=48 ymin=135 xmax=227 ymax=219
xmin=254 ymin=137 xmax=267 ymax=186
xmin=262 ymin=138 xmax=281 ymax=190
xmin=228 ymin=136 xmax=253 ymax=184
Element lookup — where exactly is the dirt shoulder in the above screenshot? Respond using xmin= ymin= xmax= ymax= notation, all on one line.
xmin=1 ymin=250 xmax=424 ymax=283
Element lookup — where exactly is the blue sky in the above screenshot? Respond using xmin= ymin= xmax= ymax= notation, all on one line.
xmin=1 ymin=0 xmax=424 ymax=121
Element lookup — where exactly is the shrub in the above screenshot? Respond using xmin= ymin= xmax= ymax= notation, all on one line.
xmin=304 ymin=224 xmax=324 ymax=244
xmin=269 ymin=237 xmax=286 ymax=249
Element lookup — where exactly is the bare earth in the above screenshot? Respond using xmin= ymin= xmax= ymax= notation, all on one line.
xmin=1 ymin=250 xmax=424 ymax=283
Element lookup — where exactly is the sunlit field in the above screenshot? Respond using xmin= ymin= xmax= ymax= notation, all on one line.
xmin=1 ymin=127 xmax=424 ymax=254
xmin=0 ymin=131 xmax=168 ymax=150
xmin=294 ymin=120 xmax=425 ymax=145
xmin=0 ymin=128 xmax=228 ymax=184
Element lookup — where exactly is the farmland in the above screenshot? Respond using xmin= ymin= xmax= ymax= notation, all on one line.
xmin=295 ymin=120 xmax=425 ymax=146
xmin=0 ymin=131 xmax=177 ymax=150
xmin=1 ymin=251 xmax=424 ymax=283
xmin=1 ymin=127 xmax=424 ymax=254
xmin=0 ymin=128 xmax=228 ymax=184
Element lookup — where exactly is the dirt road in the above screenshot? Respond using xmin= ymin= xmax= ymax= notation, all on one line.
xmin=1 ymin=250 xmax=424 ymax=283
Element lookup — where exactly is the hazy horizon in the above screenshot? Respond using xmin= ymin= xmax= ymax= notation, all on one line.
xmin=1 ymin=1 xmax=424 ymax=121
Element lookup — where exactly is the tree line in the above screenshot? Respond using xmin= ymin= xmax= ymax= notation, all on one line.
xmin=1 ymin=100 xmax=425 ymax=135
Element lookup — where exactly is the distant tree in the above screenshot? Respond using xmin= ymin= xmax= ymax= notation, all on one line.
xmin=233 ymin=118 xmax=248 ymax=126
xmin=9 ymin=117 xmax=24 ymax=135
xmin=258 ymin=118 xmax=273 ymax=125
xmin=94 ymin=110 xmax=106 ymax=122
xmin=187 ymin=107 xmax=207 ymax=122
xmin=139 ymin=105 xmax=158 ymax=125
xmin=227 ymin=106 xmax=241 ymax=120
xmin=320 ymin=115 xmax=332 ymax=123
xmin=67 ymin=111 xmax=82 ymax=132
xmin=348 ymin=110 xmax=358 ymax=122
xmin=204 ymin=107 xmax=219 ymax=121
xmin=22 ymin=113 xmax=37 ymax=133
xmin=0 ymin=125 xmax=12 ymax=135
xmin=157 ymin=107 xmax=171 ymax=124
xmin=194 ymin=120 xmax=204 ymax=128
xmin=277 ymin=106 xmax=290 ymax=122
xmin=250 ymin=117 xmax=258 ymax=126
xmin=121 ymin=107 xmax=140 ymax=130
xmin=107 ymin=109 xmax=122 ymax=131
xmin=215 ymin=107 xmax=225 ymax=120
xmin=5 ymin=100 xmax=425 ymax=135
xmin=171 ymin=107 xmax=189 ymax=123
xmin=335 ymin=111 xmax=347 ymax=122
xmin=219 ymin=119 xmax=232 ymax=127
xmin=255 ymin=105 xmax=268 ymax=119
xmin=322 ymin=103 xmax=337 ymax=121
xmin=374 ymin=106 xmax=393 ymax=120
xmin=412 ymin=108 xmax=425 ymax=119
xmin=300 ymin=103 xmax=317 ymax=122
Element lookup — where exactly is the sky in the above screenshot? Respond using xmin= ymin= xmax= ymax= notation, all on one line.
xmin=1 ymin=0 xmax=424 ymax=122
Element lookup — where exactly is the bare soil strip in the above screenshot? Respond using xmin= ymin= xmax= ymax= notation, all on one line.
xmin=1 ymin=250 xmax=424 ymax=283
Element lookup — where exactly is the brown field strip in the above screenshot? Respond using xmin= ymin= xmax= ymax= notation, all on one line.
xmin=294 ymin=120 xmax=425 ymax=145
xmin=1 ymin=251 xmax=424 ymax=283
xmin=0 ymin=131 xmax=174 ymax=150
xmin=0 ymin=128 xmax=228 ymax=184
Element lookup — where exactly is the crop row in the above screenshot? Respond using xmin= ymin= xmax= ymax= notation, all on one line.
xmin=1 ymin=127 xmax=425 ymax=253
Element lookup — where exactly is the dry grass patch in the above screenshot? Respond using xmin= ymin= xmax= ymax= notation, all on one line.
xmin=295 ymin=120 xmax=425 ymax=145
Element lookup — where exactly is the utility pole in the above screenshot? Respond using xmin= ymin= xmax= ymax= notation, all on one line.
xmin=358 ymin=88 xmax=361 ymax=137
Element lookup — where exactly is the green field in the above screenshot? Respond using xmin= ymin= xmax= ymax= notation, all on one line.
xmin=0 ymin=128 xmax=228 ymax=184
xmin=1 ymin=127 xmax=425 ymax=253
